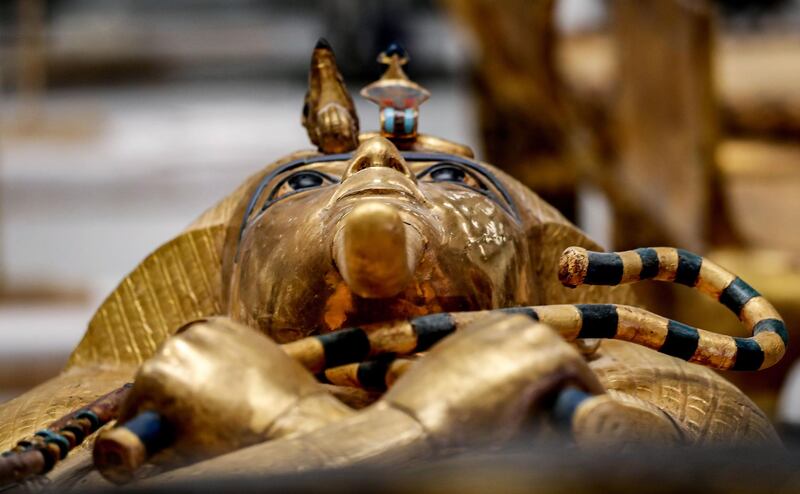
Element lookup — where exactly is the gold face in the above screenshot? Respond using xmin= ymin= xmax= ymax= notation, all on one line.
xmin=230 ymin=137 xmax=536 ymax=342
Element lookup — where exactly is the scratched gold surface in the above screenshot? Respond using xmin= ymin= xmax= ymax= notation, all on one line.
xmin=0 ymin=131 xmax=780 ymax=486
xmin=0 ymin=41 xmax=784 ymax=488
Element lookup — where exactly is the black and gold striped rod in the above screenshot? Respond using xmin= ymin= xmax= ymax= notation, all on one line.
xmin=317 ymin=355 xmax=415 ymax=391
xmin=284 ymin=247 xmax=787 ymax=373
xmin=319 ymin=356 xmax=591 ymax=437
xmin=93 ymin=246 xmax=788 ymax=481
xmin=282 ymin=311 xmax=469 ymax=375
xmin=558 ymin=246 xmax=787 ymax=371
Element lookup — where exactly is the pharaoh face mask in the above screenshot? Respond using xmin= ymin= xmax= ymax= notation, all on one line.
xmin=230 ymin=138 xmax=534 ymax=342
xmin=0 ymin=39 xmax=788 ymax=490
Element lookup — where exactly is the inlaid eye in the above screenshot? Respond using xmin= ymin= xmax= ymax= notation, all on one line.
xmin=288 ymin=172 xmax=324 ymax=190
xmin=268 ymin=170 xmax=334 ymax=204
xmin=429 ymin=165 xmax=466 ymax=183
xmin=421 ymin=163 xmax=487 ymax=190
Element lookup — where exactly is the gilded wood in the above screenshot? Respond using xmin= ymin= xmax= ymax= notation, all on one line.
xmin=0 ymin=40 xmax=785 ymax=489
xmin=68 ymin=226 xmax=226 ymax=368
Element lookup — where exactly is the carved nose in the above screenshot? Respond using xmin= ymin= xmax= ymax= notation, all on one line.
xmin=332 ymin=201 xmax=423 ymax=299
xmin=343 ymin=137 xmax=414 ymax=181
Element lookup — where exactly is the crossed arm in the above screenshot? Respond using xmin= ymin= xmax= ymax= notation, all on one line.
xmin=93 ymin=313 xmax=682 ymax=486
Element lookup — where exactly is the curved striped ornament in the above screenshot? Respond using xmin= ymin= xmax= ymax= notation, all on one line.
xmin=557 ymin=247 xmax=788 ymax=371
xmin=284 ymin=246 xmax=788 ymax=376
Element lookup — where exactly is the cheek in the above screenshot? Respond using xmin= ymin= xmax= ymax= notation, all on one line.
xmin=242 ymin=195 xmax=332 ymax=274
xmin=430 ymin=188 xmax=520 ymax=262
xmin=230 ymin=192 xmax=339 ymax=337
xmin=423 ymin=189 xmax=529 ymax=307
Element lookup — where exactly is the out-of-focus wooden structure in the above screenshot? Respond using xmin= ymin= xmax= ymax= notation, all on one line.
xmin=445 ymin=0 xmax=578 ymax=219
xmin=563 ymin=8 xmax=800 ymax=415
xmin=15 ymin=0 xmax=46 ymax=131
xmin=446 ymin=0 xmax=800 ymax=415
xmin=611 ymin=0 xmax=717 ymax=253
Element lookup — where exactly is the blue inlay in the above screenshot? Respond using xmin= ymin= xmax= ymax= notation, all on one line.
xmin=720 ymin=277 xmax=760 ymax=317
xmin=404 ymin=108 xmax=415 ymax=134
xmin=754 ymin=318 xmax=789 ymax=347
xmin=661 ymin=320 xmax=700 ymax=361
xmin=383 ymin=107 xmax=395 ymax=134
xmin=35 ymin=430 xmax=70 ymax=459
xmin=75 ymin=409 xmax=101 ymax=430
xmin=552 ymin=387 xmax=592 ymax=430
xmin=385 ymin=42 xmax=407 ymax=58
xmin=732 ymin=337 xmax=765 ymax=371
xmin=124 ymin=410 xmax=172 ymax=455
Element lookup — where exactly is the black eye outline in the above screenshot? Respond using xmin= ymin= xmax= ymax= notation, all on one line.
xmin=430 ymin=165 xmax=466 ymax=183
xmin=259 ymin=170 xmax=340 ymax=212
xmin=289 ymin=172 xmax=324 ymax=190
xmin=418 ymin=161 xmax=506 ymax=203
xmin=237 ymin=151 xmax=522 ymax=261
xmin=405 ymin=153 xmax=519 ymax=221
xmin=417 ymin=161 xmax=489 ymax=192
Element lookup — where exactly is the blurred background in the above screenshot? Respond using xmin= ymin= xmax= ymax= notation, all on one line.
xmin=0 ymin=0 xmax=799 ymax=428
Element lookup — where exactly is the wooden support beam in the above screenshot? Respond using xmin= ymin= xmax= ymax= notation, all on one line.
xmin=611 ymin=0 xmax=717 ymax=252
